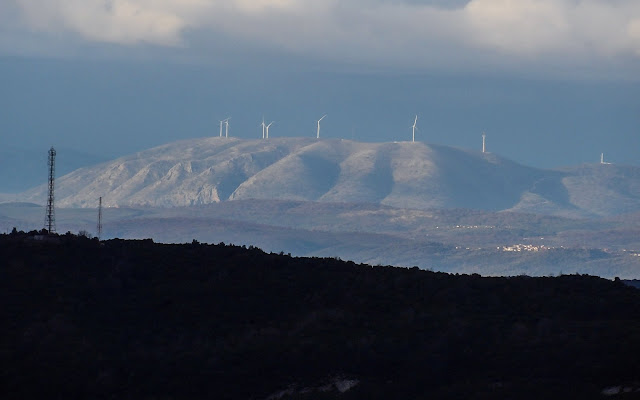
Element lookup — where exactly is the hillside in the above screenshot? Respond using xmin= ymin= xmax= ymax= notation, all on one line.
xmin=2 ymin=233 xmax=640 ymax=399
xmin=16 ymin=138 xmax=640 ymax=217
xmin=558 ymin=163 xmax=640 ymax=216
xmin=2 ymin=200 xmax=640 ymax=278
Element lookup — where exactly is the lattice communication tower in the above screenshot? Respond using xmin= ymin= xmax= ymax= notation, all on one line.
xmin=97 ymin=196 xmax=102 ymax=240
xmin=44 ymin=147 xmax=56 ymax=233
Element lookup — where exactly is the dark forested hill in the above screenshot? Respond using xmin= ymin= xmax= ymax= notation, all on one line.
xmin=1 ymin=232 xmax=640 ymax=399
xmin=4 ymin=200 xmax=640 ymax=279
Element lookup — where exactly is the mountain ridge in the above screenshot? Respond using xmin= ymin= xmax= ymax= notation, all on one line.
xmin=14 ymin=137 xmax=640 ymax=217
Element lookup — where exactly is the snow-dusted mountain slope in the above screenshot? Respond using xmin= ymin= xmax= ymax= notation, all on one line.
xmin=18 ymin=137 xmax=640 ymax=216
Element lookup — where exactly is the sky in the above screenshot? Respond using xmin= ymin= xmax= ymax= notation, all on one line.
xmin=1 ymin=0 xmax=639 ymax=177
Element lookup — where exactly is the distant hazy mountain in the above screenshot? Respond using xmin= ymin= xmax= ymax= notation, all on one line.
xmin=16 ymin=138 xmax=640 ymax=217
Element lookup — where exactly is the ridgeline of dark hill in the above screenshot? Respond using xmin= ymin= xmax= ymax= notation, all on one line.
xmin=2 ymin=233 xmax=640 ymax=399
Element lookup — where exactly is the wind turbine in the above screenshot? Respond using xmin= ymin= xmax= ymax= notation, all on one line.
xmin=317 ymin=114 xmax=327 ymax=139
xmin=411 ymin=115 xmax=418 ymax=143
xmin=482 ymin=132 xmax=486 ymax=153
xmin=261 ymin=117 xmax=266 ymax=139
xmin=266 ymin=121 xmax=274 ymax=139
xmin=220 ymin=117 xmax=230 ymax=138
xmin=224 ymin=117 xmax=230 ymax=138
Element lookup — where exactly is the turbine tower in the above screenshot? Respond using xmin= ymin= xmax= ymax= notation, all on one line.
xmin=44 ymin=146 xmax=56 ymax=234
xmin=482 ymin=132 xmax=486 ymax=153
xmin=97 ymin=196 xmax=103 ymax=240
xmin=266 ymin=121 xmax=274 ymax=139
xmin=261 ymin=117 xmax=266 ymax=139
xmin=412 ymin=115 xmax=418 ymax=143
xmin=219 ymin=119 xmax=224 ymax=137
xmin=224 ymin=117 xmax=230 ymax=138
xmin=317 ymin=114 xmax=327 ymax=139
xmin=601 ymin=153 xmax=604 ymax=164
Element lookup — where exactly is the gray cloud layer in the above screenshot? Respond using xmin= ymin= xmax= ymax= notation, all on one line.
xmin=2 ymin=0 xmax=640 ymax=77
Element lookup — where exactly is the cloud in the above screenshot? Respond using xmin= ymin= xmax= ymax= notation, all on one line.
xmin=4 ymin=0 xmax=640 ymax=76
xmin=13 ymin=0 xmax=199 ymax=46
xmin=628 ymin=18 xmax=640 ymax=55
xmin=463 ymin=0 xmax=640 ymax=57
xmin=231 ymin=0 xmax=301 ymax=13
xmin=196 ymin=0 xmax=640 ymax=73
xmin=463 ymin=0 xmax=570 ymax=55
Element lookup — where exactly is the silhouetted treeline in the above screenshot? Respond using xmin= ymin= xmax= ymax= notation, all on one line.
xmin=1 ymin=231 xmax=640 ymax=399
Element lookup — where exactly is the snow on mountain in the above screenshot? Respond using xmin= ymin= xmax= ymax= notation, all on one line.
xmin=560 ymin=164 xmax=640 ymax=216
xmin=21 ymin=138 xmax=311 ymax=208
xmin=16 ymin=137 xmax=640 ymax=216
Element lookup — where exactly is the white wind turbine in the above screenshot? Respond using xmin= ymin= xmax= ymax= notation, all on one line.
xmin=317 ymin=114 xmax=327 ymax=139
xmin=220 ymin=117 xmax=230 ymax=138
xmin=266 ymin=121 xmax=274 ymax=139
xmin=411 ymin=115 xmax=418 ymax=143
xmin=261 ymin=117 xmax=266 ymax=139
xmin=482 ymin=132 xmax=487 ymax=153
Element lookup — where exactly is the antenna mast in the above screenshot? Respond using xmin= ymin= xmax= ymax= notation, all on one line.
xmin=97 ymin=196 xmax=103 ymax=240
xmin=44 ymin=147 xmax=56 ymax=234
